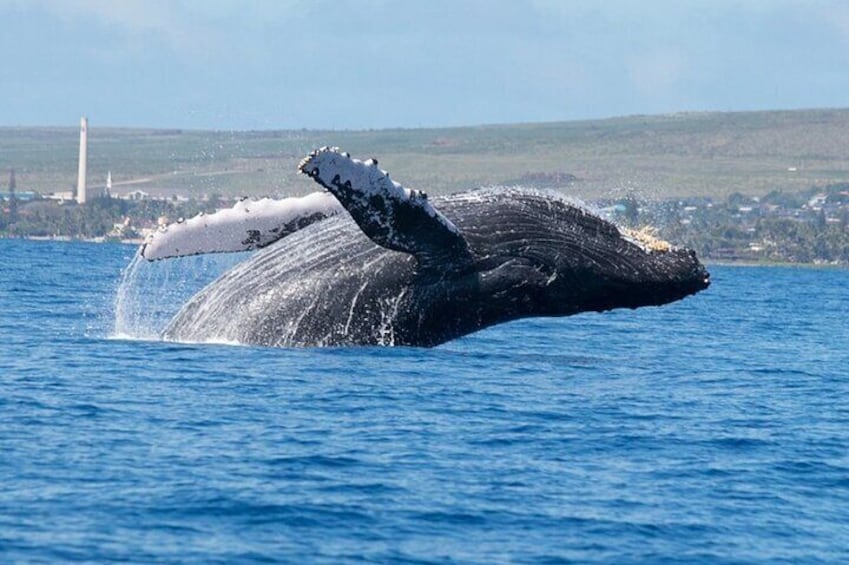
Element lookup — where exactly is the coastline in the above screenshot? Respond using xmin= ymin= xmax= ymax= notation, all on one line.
xmin=3 ymin=234 xmax=846 ymax=269
xmin=704 ymin=260 xmax=848 ymax=269
xmin=2 ymin=234 xmax=145 ymax=246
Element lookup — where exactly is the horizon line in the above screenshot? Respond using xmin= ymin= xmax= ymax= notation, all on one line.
xmin=0 ymin=106 xmax=846 ymax=133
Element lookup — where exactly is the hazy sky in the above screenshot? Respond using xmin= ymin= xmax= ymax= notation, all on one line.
xmin=1 ymin=0 xmax=848 ymax=130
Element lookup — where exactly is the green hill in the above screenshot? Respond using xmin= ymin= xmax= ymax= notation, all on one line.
xmin=2 ymin=108 xmax=848 ymax=200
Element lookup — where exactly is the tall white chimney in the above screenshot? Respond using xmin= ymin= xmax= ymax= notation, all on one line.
xmin=77 ymin=116 xmax=88 ymax=204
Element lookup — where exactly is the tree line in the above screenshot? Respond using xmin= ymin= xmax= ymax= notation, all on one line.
xmin=3 ymin=187 xmax=849 ymax=265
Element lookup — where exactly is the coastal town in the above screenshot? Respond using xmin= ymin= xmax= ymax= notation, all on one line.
xmin=2 ymin=165 xmax=848 ymax=265
xmin=656 ymin=184 xmax=849 ymax=264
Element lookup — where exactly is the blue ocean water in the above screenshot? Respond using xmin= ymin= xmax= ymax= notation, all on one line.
xmin=1 ymin=238 xmax=848 ymax=563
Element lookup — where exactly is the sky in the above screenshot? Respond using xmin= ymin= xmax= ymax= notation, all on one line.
xmin=1 ymin=0 xmax=848 ymax=130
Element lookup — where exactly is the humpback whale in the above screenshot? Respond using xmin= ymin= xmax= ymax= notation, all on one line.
xmin=141 ymin=147 xmax=710 ymax=347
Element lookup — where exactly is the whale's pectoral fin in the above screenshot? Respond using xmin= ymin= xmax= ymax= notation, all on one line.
xmin=140 ymin=192 xmax=343 ymax=260
xmin=298 ymin=147 xmax=472 ymax=271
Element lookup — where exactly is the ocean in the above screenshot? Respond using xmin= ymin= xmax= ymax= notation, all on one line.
xmin=1 ymin=238 xmax=848 ymax=563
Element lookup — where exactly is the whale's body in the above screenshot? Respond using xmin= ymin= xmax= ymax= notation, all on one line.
xmin=154 ymin=155 xmax=709 ymax=347
xmin=157 ymin=185 xmax=707 ymax=346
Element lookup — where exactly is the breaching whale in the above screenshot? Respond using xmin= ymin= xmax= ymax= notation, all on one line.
xmin=140 ymin=147 xmax=710 ymax=347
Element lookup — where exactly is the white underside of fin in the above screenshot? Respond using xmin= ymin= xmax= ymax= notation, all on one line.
xmin=140 ymin=191 xmax=342 ymax=260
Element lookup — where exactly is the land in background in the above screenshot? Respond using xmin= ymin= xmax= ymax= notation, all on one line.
xmin=2 ymin=108 xmax=848 ymax=200
xmin=2 ymin=108 xmax=848 ymax=264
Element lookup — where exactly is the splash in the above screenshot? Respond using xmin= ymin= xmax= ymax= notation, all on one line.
xmin=113 ymin=249 xmax=147 ymax=339
xmin=112 ymin=248 xmax=247 ymax=341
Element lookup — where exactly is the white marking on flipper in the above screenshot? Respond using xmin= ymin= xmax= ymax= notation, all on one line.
xmin=140 ymin=191 xmax=343 ymax=260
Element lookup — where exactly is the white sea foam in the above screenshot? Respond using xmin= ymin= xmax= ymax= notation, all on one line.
xmin=112 ymin=249 xmax=246 ymax=340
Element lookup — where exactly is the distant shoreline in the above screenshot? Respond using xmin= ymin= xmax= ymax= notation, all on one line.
xmin=1 ymin=234 xmax=144 ymax=246
xmin=704 ymin=260 xmax=847 ymax=269
xmin=3 ymin=234 xmax=845 ymax=269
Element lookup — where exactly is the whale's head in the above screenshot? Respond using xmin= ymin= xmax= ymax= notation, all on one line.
xmin=548 ymin=223 xmax=712 ymax=313
xmin=445 ymin=190 xmax=710 ymax=321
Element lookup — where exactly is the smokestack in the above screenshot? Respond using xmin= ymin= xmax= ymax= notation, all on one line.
xmin=77 ymin=116 xmax=87 ymax=204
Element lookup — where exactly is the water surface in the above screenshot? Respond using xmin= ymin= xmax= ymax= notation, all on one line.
xmin=1 ymin=239 xmax=847 ymax=563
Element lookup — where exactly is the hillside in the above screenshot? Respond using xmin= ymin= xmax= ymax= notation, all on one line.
xmin=2 ymin=108 xmax=848 ymax=200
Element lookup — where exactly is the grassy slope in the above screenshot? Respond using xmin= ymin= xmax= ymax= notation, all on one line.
xmin=2 ymin=108 xmax=848 ymax=200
